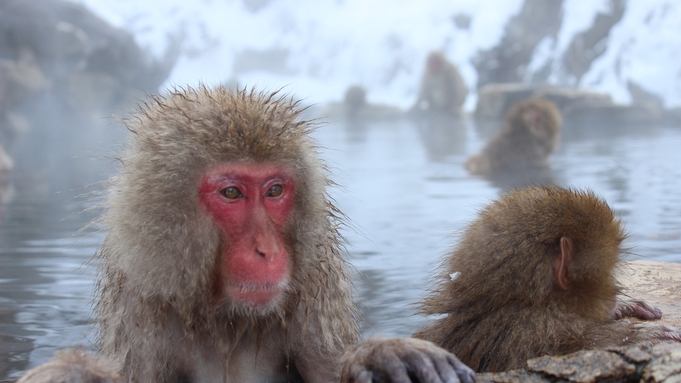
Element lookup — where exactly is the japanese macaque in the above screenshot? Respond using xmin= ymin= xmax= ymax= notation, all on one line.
xmin=320 ymin=85 xmax=403 ymax=120
xmin=411 ymin=51 xmax=468 ymax=116
xmin=16 ymin=349 xmax=120 ymax=383
xmin=465 ymin=98 xmax=562 ymax=176
xmin=341 ymin=187 xmax=680 ymax=379
xmin=414 ymin=187 xmax=680 ymax=372
xmin=94 ymin=86 xmax=362 ymax=383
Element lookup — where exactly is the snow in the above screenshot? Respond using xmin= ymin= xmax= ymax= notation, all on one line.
xmin=72 ymin=0 xmax=681 ymax=108
xmin=582 ymin=1 xmax=681 ymax=106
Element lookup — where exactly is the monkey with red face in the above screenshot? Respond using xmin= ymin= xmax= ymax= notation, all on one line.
xmin=411 ymin=51 xmax=468 ymax=116
xmin=95 ymin=86 xmax=355 ymax=382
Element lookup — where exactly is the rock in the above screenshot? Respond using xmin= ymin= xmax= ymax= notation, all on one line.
xmin=477 ymin=344 xmax=681 ymax=383
xmin=472 ymin=0 xmax=563 ymax=87
xmin=642 ymin=343 xmax=681 ymax=383
xmin=627 ymin=81 xmax=665 ymax=113
xmin=561 ymin=0 xmax=626 ymax=83
xmin=474 ymin=83 xmax=665 ymax=125
xmin=316 ymin=85 xmax=404 ymax=121
xmin=474 ymin=83 xmax=546 ymax=119
xmin=0 ymin=0 xmax=180 ymax=124
xmin=472 ymin=0 xmax=625 ymax=86
xmin=663 ymin=107 xmax=681 ymax=126
xmin=533 ymin=87 xmax=612 ymax=112
xmin=562 ymin=101 xmax=663 ymax=126
xmin=527 ymin=350 xmax=636 ymax=382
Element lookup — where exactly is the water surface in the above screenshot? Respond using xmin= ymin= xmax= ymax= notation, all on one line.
xmin=1 ymin=115 xmax=680 ymax=381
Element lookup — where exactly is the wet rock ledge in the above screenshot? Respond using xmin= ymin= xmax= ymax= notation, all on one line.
xmin=477 ymin=343 xmax=681 ymax=383
xmin=478 ymin=260 xmax=681 ymax=383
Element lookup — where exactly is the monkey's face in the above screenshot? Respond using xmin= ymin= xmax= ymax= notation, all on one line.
xmin=522 ymin=108 xmax=546 ymax=135
xmin=199 ymin=163 xmax=295 ymax=311
xmin=428 ymin=56 xmax=443 ymax=74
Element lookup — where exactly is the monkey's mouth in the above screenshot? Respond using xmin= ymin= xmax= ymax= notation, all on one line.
xmin=228 ymin=281 xmax=286 ymax=306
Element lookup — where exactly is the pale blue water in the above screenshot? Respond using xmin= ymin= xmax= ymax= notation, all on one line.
xmin=1 ymin=115 xmax=680 ymax=381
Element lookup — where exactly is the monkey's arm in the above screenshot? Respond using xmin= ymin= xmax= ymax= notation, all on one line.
xmin=339 ymin=337 xmax=475 ymax=383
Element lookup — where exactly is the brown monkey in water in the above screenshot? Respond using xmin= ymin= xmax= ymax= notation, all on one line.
xmin=465 ymin=98 xmax=562 ymax=176
xmin=414 ymin=187 xmax=680 ymax=372
xmin=411 ymin=51 xmax=468 ymax=116
xmin=320 ymin=85 xmax=403 ymax=120
xmin=341 ymin=187 xmax=680 ymax=379
xmin=16 ymin=349 xmax=120 ymax=383
xmin=93 ymin=85 xmax=472 ymax=383
xmin=95 ymin=86 xmax=358 ymax=382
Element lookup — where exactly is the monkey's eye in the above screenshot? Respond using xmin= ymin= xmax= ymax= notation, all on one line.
xmin=266 ymin=184 xmax=283 ymax=197
xmin=221 ymin=187 xmax=243 ymax=199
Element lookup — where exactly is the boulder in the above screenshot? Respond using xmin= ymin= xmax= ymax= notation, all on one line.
xmin=0 ymin=0 xmax=180 ymax=123
xmin=477 ymin=343 xmax=681 ymax=383
xmin=475 ymin=83 xmax=665 ymax=125
xmin=474 ymin=83 xmax=547 ymax=119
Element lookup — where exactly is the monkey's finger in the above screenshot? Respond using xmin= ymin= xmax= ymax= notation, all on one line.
xmin=634 ymin=303 xmax=662 ymax=320
xmin=428 ymin=354 xmax=466 ymax=383
xmin=352 ymin=369 xmax=373 ymax=383
xmin=374 ymin=353 xmax=428 ymax=383
xmin=402 ymin=351 xmax=447 ymax=383
xmin=445 ymin=355 xmax=476 ymax=383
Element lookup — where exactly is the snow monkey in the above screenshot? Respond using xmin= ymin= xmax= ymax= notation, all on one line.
xmin=465 ymin=98 xmax=562 ymax=176
xmin=342 ymin=187 xmax=680 ymax=379
xmin=411 ymin=51 xmax=469 ymax=116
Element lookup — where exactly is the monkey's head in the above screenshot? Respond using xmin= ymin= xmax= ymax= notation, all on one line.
xmin=100 ymin=86 xmax=341 ymax=319
xmin=507 ymin=98 xmax=562 ymax=154
xmin=426 ymin=52 xmax=446 ymax=74
xmin=344 ymin=85 xmax=367 ymax=110
xmin=443 ymin=187 xmax=625 ymax=320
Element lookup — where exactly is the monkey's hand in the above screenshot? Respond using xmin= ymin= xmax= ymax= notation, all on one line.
xmin=612 ymin=298 xmax=662 ymax=320
xmin=339 ymin=336 xmax=475 ymax=383
xmin=633 ymin=322 xmax=681 ymax=344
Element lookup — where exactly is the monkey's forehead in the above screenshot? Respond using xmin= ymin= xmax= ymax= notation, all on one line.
xmin=124 ymin=88 xmax=319 ymax=161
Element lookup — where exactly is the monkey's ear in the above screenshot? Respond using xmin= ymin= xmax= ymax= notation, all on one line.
xmin=553 ymin=236 xmax=572 ymax=291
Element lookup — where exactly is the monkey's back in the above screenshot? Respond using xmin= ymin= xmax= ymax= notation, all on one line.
xmin=416 ymin=187 xmax=631 ymax=372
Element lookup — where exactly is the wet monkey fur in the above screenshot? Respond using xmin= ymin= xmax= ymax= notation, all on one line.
xmin=411 ymin=51 xmax=469 ymax=116
xmin=342 ymin=187 xmax=680 ymax=379
xmin=415 ymin=187 xmax=680 ymax=372
xmin=94 ymin=86 xmax=360 ymax=383
xmin=465 ymin=98 xmax=562 ymax=176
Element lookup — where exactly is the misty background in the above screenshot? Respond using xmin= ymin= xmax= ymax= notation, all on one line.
xmin=73 ymin=0 xmax=681 ymax=109
xmin=1 ymin=0 xmax=680 ymax=381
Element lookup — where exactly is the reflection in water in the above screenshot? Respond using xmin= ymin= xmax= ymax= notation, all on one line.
xmin=484 ymin=168 xmax=560 ymax=192
xmin=1 ymin=115 xmax=681 ymax=380
xmin=0 ymin=111 xmax=121 ymax=381
xmin=414 ymin=114 xmax=467 ymax=161
xmin=343 ymin=118 xmax=369 ymax=144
